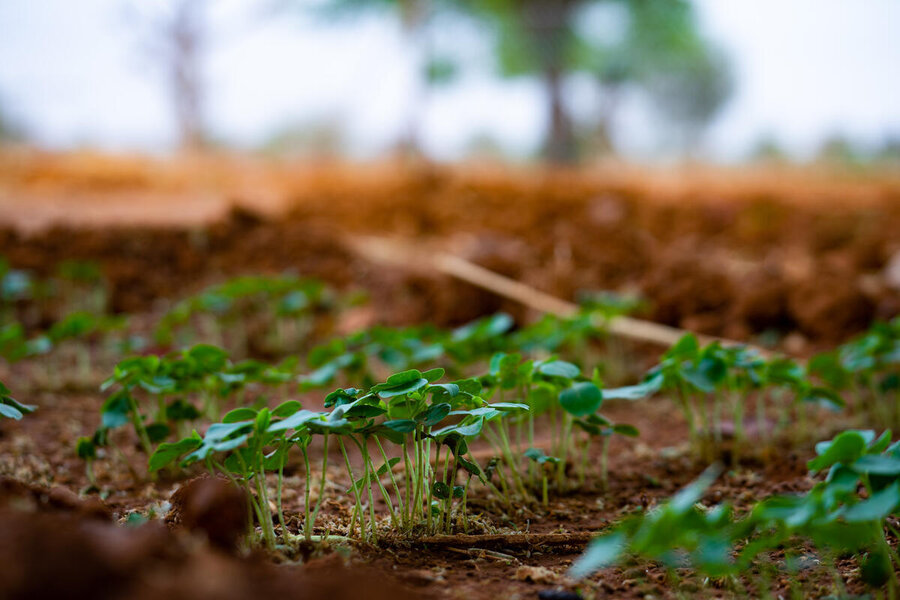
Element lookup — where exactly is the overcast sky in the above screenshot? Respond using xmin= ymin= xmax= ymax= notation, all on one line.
xmin=0 ymin=0 xmax=898 ymax=161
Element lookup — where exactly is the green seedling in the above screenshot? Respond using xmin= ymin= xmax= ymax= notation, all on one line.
xmin=155 ymin=274 xmax=332 ymax=355
xmin=572 ymin=430 xmax=900 ymax=596
xmin=55 ymin=259 xmax=107 ymax=314
xmin=88 ymin=344 xmax=294 ymax=471
xmin=0 ymin=380 xmax=35 ymax=420
xmin=151 ymin=400 xmax=323 ymax=550
xmin=633 ymin=334 xmax=843 ymax=462
xmin=523 ymin=448 xmax=560 ymax=506
xmin=811 ymin=317 xmax=900 ymax=428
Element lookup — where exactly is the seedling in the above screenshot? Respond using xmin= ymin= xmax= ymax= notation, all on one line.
xmin=811 ymin=317 xmax=900 ymax=428
xmin=155 ymin=274 xmax=332 ymax=355
xmin=88 ymin=344 xmax=293 ymax=467
xmin=0 ymin=380 xmax=35 ymax=420
xmin=571 ymin=430 xmax=900 ymax=596
xmin=150 ymin=400 xmax=321 ymax=550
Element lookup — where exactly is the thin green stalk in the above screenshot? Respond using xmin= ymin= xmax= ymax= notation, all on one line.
xmin=127 ymin=393 xmax=153 ymax=456
xmin=442 ymin=446 xmax=452 ymax=533
xmin=338 ymin=436 xmax=365 ymax=540
xmin=462 ymin=476 xmax=472 ymax=533
xmin=556 ymin=413 xmax=574 ymax=493
xmin=276 ymin=443 xmax=288 ymax=538
xmin=490 ymin=421 xmax=530 ymax=499
xmin=356 ymin=438 xmax=379 ymax=541
xmin=600 ymin=435 xmax=611 ymax=492
xmin=362 ymin=439 xmax=397 ymax=528
xmin=402 ymin=438 xmax=414 ymax=527
xmin=253 ymin=467 xmax=277 ymax=550
xmin=676 ymin=385 xmax=698 ymax=456
xmin=374 ymin=436 xmax=403 ymax=526
xmin=308 ymin=433 xmax=329 ymax=540
xmin=301 ymin=446 xmax=312 ymax=541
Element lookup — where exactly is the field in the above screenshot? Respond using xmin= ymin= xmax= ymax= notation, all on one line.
xmin=2 ymin=150 xmax=900 ymax=599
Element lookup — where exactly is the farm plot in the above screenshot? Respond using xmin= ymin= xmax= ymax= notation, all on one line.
xmin=1 ymin=159 xmax=900 ymax=599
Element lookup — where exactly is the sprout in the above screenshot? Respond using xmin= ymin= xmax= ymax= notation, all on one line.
xmin=0 ymin=380 xmax=35 ymax=420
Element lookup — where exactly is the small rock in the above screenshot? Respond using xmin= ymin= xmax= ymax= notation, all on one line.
xmin=537 ymin=589 xmax=581 ymax=600
xmin=884 ymin=250 xmax=900 ymax=291
xmin=516 ymin=565 xmax=557 ymax=584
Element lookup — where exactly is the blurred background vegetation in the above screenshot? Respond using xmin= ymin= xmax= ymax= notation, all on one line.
xmin=0 ymin=0 xmax=898 ymax=167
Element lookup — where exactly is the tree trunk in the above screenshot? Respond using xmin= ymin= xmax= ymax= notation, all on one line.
xmin=523 ymin=0 xmax=576 ymax=164
xmin=395 ymin=0 xmax=430 ymax=159
xmin=169 ymin=0 xmax=207 ymax=153
xmin=543 ymin=67 xmax=576 ymax=164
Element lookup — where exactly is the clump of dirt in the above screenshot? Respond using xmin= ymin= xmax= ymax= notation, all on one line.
xmin=0 ymin=477 xmax=419 ymax=600
xmin=641 ymin=255 xmax=735 ymax=334
xmin=788 ymin=271 xmax=876 ymax=342
xmin=166 ymin=476 xmax=249 ymax=552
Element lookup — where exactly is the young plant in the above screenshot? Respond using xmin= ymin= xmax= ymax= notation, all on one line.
xmin=154 ymin=274 xmax=332 ymax=355
xmin=150 ymin=400 xmax=322 ymax=550
xmin=0 ymin=380 xmax=35 ymax=420
xmin=571 ymin=430 xmax=900 ymax=596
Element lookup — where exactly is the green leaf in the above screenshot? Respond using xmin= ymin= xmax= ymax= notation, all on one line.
xmin=612 ymin=424 xmax=640 ymax=437
xmin=559 ymin=382 xmax=603 ymax=417
xmin=383 ymin=419 xmax=417 ymax=433
xmin=428 ymin=383 xmax=459 ymax=399
xmin=343 ymin=403 xmax=386 ymax=419
xmin=149 ymin=435 xmax=202 ymax=472
xmin=569 ymin=531 xmax=626 ymax=579
xmin=432 ymin=418 xmax=484 ymax=439
xmin=667 ymin=334 xmax=700 ymax=360
xmin=76 ymin=436 xmax=96 ymax=460
xmin=223 ymin=407 xmax=257 ymax=423
xmin=272 ymin=400 xmax=302 ymax=418
xmin=490 ymin=402 xmax=529 ymax=412
xmin=843 ymin=482 xmax=900 ymax=522
xmin=422 ymin=367 xmax=445 ymax=382
xmin=458 ymin=455 xmax=484 ymax=480
xmin=0 ymin=402 xmax=23 ymax=419
xmin=602 ymin=378 xmax=661 ymax=401
xmin=419 ymin=402 xmax=451 ymax=426
xmin=800 ymin=387 xmax=845 ymax=411
xmin=670 ymin=465 xmax=721 ymax=513
xmin=851 ymin=454 xmax=900 ymax=476
xmin=432 ymin=481 xmax=451 ymax=500
xmin=324 ymin=387 xmax=360 ymax=407
xmin=101 ymin=390 xmax=132 ymax=429
xmin=255 ymin=408 xmax=271 ymax=433
xmin=536 ymin=360 xmax=580 ymax=379
xmin=268 ymin=409 xmax=322 ymax=433
xmin=869 ymin=430 xmax=893 ymax=454
xmin=372 ymin=370 xmax=429 ymax=398
xmin=376 ymin=457 xmax=401 ymax=476
xmin=809 ymin=430 xmax=870 ymax=472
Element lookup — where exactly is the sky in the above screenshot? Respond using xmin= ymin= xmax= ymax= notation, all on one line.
xmin=0 ymin=0 xmax=898 ymax=162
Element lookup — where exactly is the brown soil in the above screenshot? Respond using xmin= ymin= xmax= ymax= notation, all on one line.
xmin=1 ymin=153 xmax=899 ymax=598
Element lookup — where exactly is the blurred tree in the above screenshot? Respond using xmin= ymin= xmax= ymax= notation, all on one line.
xmin=749 ymin=134 xmax=789 ymax=164
xmin=304 ymin=0 xmax=459 ymax=156
xmin=127 ymin=0 xmax=210 ymax=152
xmin=458 ymin=0 xmax=731 ymax=163
xmin=0 ymin=99 xmax=26 ymax=145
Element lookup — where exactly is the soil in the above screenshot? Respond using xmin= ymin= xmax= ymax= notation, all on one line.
xmin=1 ymin=153 xmax=899 ymax=598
